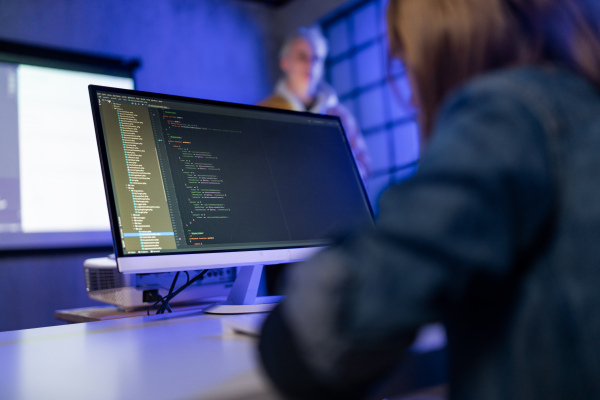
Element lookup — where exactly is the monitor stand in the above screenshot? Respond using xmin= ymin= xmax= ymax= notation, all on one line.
xmin=203 ymin=265 xmax=283 ymax=314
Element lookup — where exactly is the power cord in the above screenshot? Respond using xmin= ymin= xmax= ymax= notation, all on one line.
xmin=147 ymin=269 xmax=208 ymax=315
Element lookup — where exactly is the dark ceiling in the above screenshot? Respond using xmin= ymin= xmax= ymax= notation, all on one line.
xmin=238 ymin=0 xmax=295 ymax=7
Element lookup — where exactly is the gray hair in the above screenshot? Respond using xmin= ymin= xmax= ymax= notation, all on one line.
xmin=279 ymin=26 xmax=329 ymax=60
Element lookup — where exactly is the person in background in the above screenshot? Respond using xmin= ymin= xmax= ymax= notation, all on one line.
xmin=258 ymin=26 xmax=371 ymax=181
xmin=258 ymin=0 xmax=600 ymax=399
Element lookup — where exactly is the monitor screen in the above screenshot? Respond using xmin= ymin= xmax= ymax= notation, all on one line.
xmin=0 ymin=61 xmax=134 ymax=250
xmin=89 ymin=85 xmax=374 ymax=274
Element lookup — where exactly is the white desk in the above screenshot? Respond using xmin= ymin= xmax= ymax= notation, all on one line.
xmin=0 ymin=310 xmax=446 ymax=400
xmin=0 ymin=310 xmax=279 ymax=400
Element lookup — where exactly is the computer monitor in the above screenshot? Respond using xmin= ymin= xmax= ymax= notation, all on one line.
xmin=89 ymin=85 xmax=373 ymax=312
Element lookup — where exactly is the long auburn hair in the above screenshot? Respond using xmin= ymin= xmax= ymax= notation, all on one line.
xmin=387 ymin=0 xmax=600 ymax=137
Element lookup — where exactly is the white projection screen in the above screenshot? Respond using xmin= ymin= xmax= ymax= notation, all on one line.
xmin=0 ymin=43 xmax=136 ymax=249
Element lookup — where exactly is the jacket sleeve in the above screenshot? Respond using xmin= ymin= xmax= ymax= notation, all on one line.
xmin=258 ymin=80 xmax=556 ymax=400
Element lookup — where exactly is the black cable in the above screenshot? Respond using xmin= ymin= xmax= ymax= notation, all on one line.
xmin=155 ymin=269 xmax=209 ymax=315
xmin=157 ymin=269 xmax=208 ymax=314
xmin=156 ymin=270 xmax=208 ymax=314
xmin=146 ymin=271 xmax=182 ymax=316
xmin=147 ymin=296 xmax=164 ymax=316
xmin=168 ymin=272 xmax=180 ymax=297
xmin=147 ymin=294 xmax=174 ymax=315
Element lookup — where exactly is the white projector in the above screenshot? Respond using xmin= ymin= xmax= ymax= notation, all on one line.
xmin=83 ymin=256 xmax=235 ymax=311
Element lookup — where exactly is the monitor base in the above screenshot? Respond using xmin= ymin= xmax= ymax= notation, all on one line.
xmin=203 ymin=296 xmax=282 ymax=314
xmin=203 ymin=265 xmax=284 ymax=315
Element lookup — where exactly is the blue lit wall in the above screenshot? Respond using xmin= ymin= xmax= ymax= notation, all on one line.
xmin=321 ymin=0 xmax=419 ymax=210
xmin=0 ymin=0 xmax=273 ymax=104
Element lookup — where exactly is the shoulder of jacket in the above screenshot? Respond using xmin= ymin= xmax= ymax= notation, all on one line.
xmin=453 ymin=66 xmax=582 ymax=108
xmin=443 ymin=66 xmax=594 ymax=141
xmin=257 ymin=94 xmax=294 ymax=110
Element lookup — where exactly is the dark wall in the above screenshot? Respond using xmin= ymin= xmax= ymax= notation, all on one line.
xmin=0 ymin=0 xmax=274 ymax=104
xmin=0 ymin=248 xmax=112 ymax=332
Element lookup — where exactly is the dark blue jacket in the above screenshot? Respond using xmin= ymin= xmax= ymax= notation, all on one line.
xmin=259 ymin=66 xmax=600 ymax=400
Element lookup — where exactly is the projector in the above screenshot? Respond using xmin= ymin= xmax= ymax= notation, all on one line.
xmin=83 ymin=256 xmax=235 ymax=311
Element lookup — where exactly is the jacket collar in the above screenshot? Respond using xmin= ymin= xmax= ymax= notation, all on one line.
xmin=275 ymin=79 xmax=339 ymax=113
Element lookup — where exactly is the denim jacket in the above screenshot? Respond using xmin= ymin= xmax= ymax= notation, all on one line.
xmin=259 ymin=65 xmax=600 ymax=400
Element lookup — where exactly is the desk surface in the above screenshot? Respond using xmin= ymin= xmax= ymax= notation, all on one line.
xmin=1 ymin=310 xmax=447 ymax=400
xmin=0 ymin=310 xmax=279 ymax=400
xmin=54 ymin=301 xmax=216 ymax=323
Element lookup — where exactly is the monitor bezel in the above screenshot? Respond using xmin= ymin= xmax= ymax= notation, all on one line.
xmin=89 ymin=84 xmax=373 ymax=273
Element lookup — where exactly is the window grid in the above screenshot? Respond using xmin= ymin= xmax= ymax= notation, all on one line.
xmin=321 ymin=0 xmax=419 ymax=207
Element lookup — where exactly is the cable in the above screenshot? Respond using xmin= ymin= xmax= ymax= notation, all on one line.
xmin=157 ymin=269 xmax=208 ymax=314
xmin=155 ymin=269 xmax=209 ymax=315
xmin=147 ymin=293 xmax=174 ymax=316
xmin=168 ymin=272 xmax=180 ymax=297
xmin=146 ymin=271 xmax=182 ymax=316
xmin=147 ymin=296 xmax=164 ymax=316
